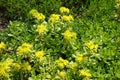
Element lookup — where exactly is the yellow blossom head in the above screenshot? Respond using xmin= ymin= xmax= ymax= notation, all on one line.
xmin=85 ymin=41 xmax=98 ymax=52
xmin=56 ymin=57 xmax=69 ymax=69
xmin=62 ymin=30 xmax=77 ymax=41
xmin=29 ymin=9 xmax=45 ymax=21
xmin=0 ymin=59 xmax=13 ymax=78
xmin=63 ymin=60 xmax=69 ymax=66
xmin=68 ymin=15 xmax=74 ymax=21
xmin=22 ymin=43 xmax=32 ymax=48
xmin=29 ymin=9 xmax=38 ymax=15
xmin=56 ymin=59 xmax=65 ymax=69
xmin=35 ymin=50 xmax=45 ymax=60
xmin=36 ymin=24 xmax=48 ymax=34
xmin=59 ymin=57 xmax=69 ymax=66
xmin=61 ymin=15 xmax=74 ymax=22
xmin=0 ymin=69 xmax=10 ymax=78
xmin=35 ymin=13 xmax=45 ymax=21
xmin=58 ymin=71 xmax=66 ymax=78
xmin=17 ymin=43 xmax=32 ymax=54
xmin=0 ymin=42 xmax=6 ymax=50
xmin=60 ymin=7 xmax=70 ymax=14
xmin=80 ymin=69 xmax=91 ymax=78
xmin=48 ymin=14 xmax=60 ymax=24
xmin=75 ymin=54 xmax=83 ymax=62
xmin=2 ymin=59 xmax=13 ymax=70
xmin=57 ymin=63 xmax=64 ymax=69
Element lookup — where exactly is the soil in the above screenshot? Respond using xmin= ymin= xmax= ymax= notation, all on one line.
xmin=0 ymin=7 xmax=9 ymax=32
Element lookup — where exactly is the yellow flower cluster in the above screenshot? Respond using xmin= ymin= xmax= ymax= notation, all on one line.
xmin=60 ymin=7 xmax=74 ymax=22
xmin=36 ymin=24 xmax=48 ymax=34
xmin=48 ymin=14 xmax=60 ymax=24
xmin=61 ymin=15 xmax=74 ymax=22
xmin=17 ymin=43 xmax=32 ymax=54
xmin=29 ymin=9 xmax=38 ymax=16
xmin=0 ymin=42 xmax=5 ymax=50
xmin=62 ymin=30 xmax=77 ymax=41
xmin=48 ymin=7 xmax=74 ymax=24
xmin=85 ymin=41 xmax=98 ymax=52
xmin=56 ymin=57 xmax=69 ymax=69
xmin=0 ymin=59 xmax=13 ymax=78
xmin=75 ymin=54 xmax=83 ymax=62
xmin=58 ymin=71 xmax=66 ymax=78
xmin=21 ymin=62 xmax=31 ymax=71
xmin=29 ymin=9 xmax=45 ymax=21
xmin=35 ymin=50 xmax=45 ymax=60
xmin=80 ymin=69 xmax=91 ymax=78
xmin=60 ymin=7 xmax=70 ymax=14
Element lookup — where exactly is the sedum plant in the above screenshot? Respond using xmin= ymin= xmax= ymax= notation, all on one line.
xmin=0 ymin=3 xmax=120 ymax=80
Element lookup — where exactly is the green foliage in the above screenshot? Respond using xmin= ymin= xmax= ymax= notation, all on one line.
xmin=0 ymin=18 xmax=120 ymax=80
xmin=82 ymin=0 xmax=117 ymax=20
xmin=0 ymin=0 xmax=62 ymax=20
xmin=0 ymin=0 xmax=90 ymax=20
xmin=0 ymin=0 xmax=120 ymax=80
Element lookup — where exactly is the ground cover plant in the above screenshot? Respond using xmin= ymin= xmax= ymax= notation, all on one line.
xmin=0 ymin=0 xmax=120 ymax=80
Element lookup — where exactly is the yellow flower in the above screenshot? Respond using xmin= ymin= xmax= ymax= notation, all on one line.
xmin=3 ymin=59 xmax=13 ymax=70
xmin=22 ymin=43 xmax=31 ymax=48
xmin=35 ymin=50 xmax=45 ymax=60
xmin=62 ymin=30 xmax=77 ymax=41
xmin=29 ymin=9 xmax=38 ymax=16
xmin=60 ymin=7 xmax=70 ymax=14
xmin=29 ymin=9 xmax=45 ymax=21
xmin=63 ymin=60 xmax=69 ymax=66
xmin=0 ymin=42 xmax=5 ymax=50
xmin=17 ymin=43 xmax=32 ymax=54
xmin=17 ymin=47 xmax=31 ymax=54
xmin=80 ymin=69 xmax=91 ymax=78
xmin=36 ymin=24 xmax=48 ymax=34
xmin=22 ymin=62 xmax=31 ymax=71
xmin=75 ymin=54 xmax=83 ymax=62
xmin=58 ymin=71 xmax=66 ymax=78
xmin=0 ymin=59 xmax=13 ymax=78
xmin=59 ymin=57 xmax=69 ymax=66
xmin=58 ymin=63 xmax=64 ymax=69
xmin=61 ymin=15 xmax=74 ymax=22
xmin=0 ymin=69 xmax=9 ymax=78
xmin=35 ymin=13 xmax=45 ymax=21
xmin=85 ymin=41 xmax=98 ymax=52
xmin=48 ymin=14 xmax=60 ymax=24
xmin=69 ymin=15 xmax=74 ymax=20
xmin=56 ymin=57 xmax=69 ymax=69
